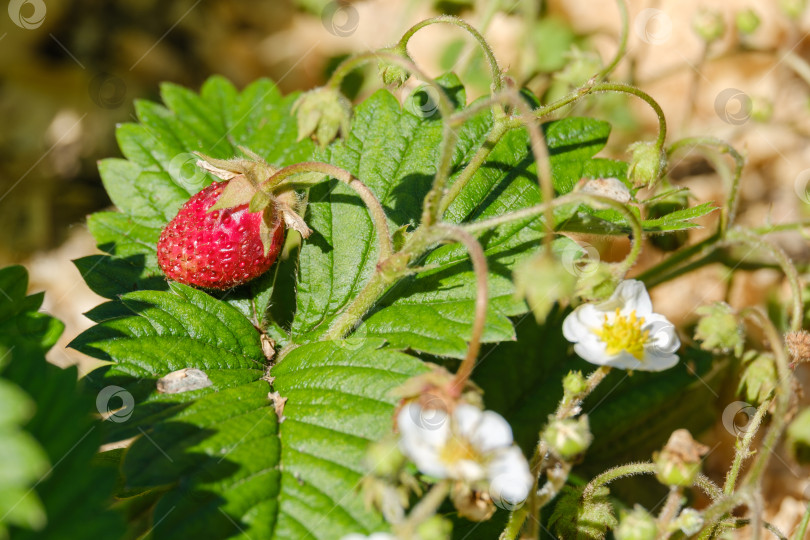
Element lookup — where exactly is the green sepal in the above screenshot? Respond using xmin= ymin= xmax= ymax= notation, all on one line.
xmin=249 ymin=190 xmax=273 ymax=213
xmin=208 ymin=175 xmax=257 ymax=212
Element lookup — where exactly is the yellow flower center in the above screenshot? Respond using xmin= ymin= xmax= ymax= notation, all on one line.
xmin=594 ymin=308 xmax=650 ymax=360
xmin=439 ymin=436 xmax=481 ymax=466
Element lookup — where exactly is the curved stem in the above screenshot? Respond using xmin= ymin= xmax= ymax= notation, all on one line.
xmin=397 ymin=15 xmax=503 ymax=95
xmin=397 ymin=480 xmax=451 ymax=537
xmin=582 ymin=461 xmax=657 ymax=499
xmin=264 ymin=162 xmax=393 ymax=262
xmin=722 ymin=396 xmax=772 ymax=496
xmin=324 ymin=51 xmax=460 ymax=229
xmin=434 ymin=224 xmax=489 ymax=392
xmin=656 ymin=487 xmax=684 ymax=539
xmin=793 ymin=501 xmax=810 ymax=540
xmin=726 ymin=228 xmax=803 ymax=332
xmin=595 ymin=0 xmax=629 ymax=81
xmin=695 ymin=472 xmax=724 ymax=500
xmin=667 ymin=137 xmax=745 ymax=234
xmin=719 ymin=518 xmax=788 ymax=540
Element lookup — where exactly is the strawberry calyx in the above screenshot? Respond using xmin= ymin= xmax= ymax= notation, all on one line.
xmin=195 ymin=151 xmax=313 ymax=253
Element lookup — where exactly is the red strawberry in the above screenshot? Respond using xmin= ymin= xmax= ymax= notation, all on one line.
xmin=157 ymin=181 xmax=285 ymax=290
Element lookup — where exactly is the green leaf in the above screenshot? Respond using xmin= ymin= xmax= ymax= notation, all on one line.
xmin=0 ymin=266 xmax=124 ymax=539
xmin=89 ymin=76 xmax=316 ymax=318
xmin=73 ymin=284 xmax=424 ymax=539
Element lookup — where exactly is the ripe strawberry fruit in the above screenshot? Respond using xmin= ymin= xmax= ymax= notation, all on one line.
xmin=157 ymin=181 xmax=285 ymax=290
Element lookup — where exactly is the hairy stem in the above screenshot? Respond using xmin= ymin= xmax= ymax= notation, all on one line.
xmin=397 ymin=15 xmax=503 ymax=95
xmin=727 ymin=228 xmax=803 ymax=332
xmin=583 ymin=461 xmax=657 ymax=499
xmin=264 ymin=162 xmax=393 ymax=261
xmin=667 ymin=137 xmax=745 ymax=234
xmin=595 ymin=0 xmax=630 ymax=81
xmin=434 ymin=224 xmax=489 ymax=392
xmin=397 ymin=480 xmax=451 ymax=537
xmin=723 ymin=396 xmax=772 ymax=496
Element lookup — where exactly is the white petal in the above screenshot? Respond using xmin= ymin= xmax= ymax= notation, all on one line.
xmin=563 ymin=304 xmax=603 ymax=343
xmin=488 ymin=446 xmax=533 ymax=505
xmin=611 ymin=279 xmax=653 ymax=315
xmin=645 ymin=319 xmax=681 ymax=354
xmin=397 ymin=404 xmax=449 ymax=478
xmin=573 ymin=341 xmax=610 ymax=366
xmin=468 ymin=410 xmax=513 ymax=452
xmin=453 ymin=404 xmax=484 ymax=439
xmin=451 ymin=458 xmax=487 ymax=482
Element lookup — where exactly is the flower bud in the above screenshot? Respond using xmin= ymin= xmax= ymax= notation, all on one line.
xmin=513 ymin=252 xmax=577 ymax=324
xmin=694 ymin=302 xmax=745 ymax=358
xmin=627 ymin=141 xmax=665 ymax=188
xmin=673 ymin=508 xmax=704 ymax=536
xmin=549 ymin=485 xmax=617 ymax=540
xmin=737 ymin=350 xmax=776 ymax=405
xmin=377 ymin=46 xmax=412 ymax=88
xmin=543 ymin=416 xmax=592 ymax=460
xmin=416 ymin=515 xmax=453 ymax=540
xmin=292 ymin=87 xmax=352 ymax=147
xmin=653 ymin=429 xmax=708 ymax=487
xmin=786 ymin=407 xmax=810 ymax=464
xmin=615 ymin=505 xmax=658 ymax=540
xmin=692 ymin=10 xmax=726 ymax=43
xmin=574 ymin=261 xmax=617 ymax=301
xmin=735 ymin=9 xmax=761 ymax=35
xmin=562 ymin=371 xmax=588 ymax=397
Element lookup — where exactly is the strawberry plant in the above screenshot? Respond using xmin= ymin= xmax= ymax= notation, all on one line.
xmin=4 ymin=5 xmax=810 ymax=540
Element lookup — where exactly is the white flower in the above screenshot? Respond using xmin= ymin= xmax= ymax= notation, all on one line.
xmin=562 ymin=279 xmax=680 ymax=371
xmin=397 ymin=402 xmax=532 ymax=506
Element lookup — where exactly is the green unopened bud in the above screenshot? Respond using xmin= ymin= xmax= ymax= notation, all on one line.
xmin=574 ymin=261 xmax=617 ymax=301
xmin=544 ymin=415 xmax=592 ymax=459
xmin=694 ymin=302 xmax=745 ymax=358
xmin=627 ymin=141 xmax=665 ymax=188
xmin=615 ymin=505 xmax=658 ymax=540
xmin=514 ymin=252 xmax=577 ymax=324
xmin=377 ymin=46 xmax=412 ymax=88
xmin=292 ymin=87 xmax=352 ymax=147
xmin=692 ymin=10 xmax=726 ymax=42
xmin=749 ymin=95 xmax=773 ymax=123
xmin=563 ymin=370 xmax=588 ymax=397
xmin=549 ymin=485 xmax=617 ymax=540
xmin=364 ymin=434 xmax=405 ymax=477
xmin=672 ymin=508 xmax=704 ymax=536
xmin=735 ymin=9 xmax=761 ymax=35
xmin=786 ymin=407 xmax=810 ymax=464
xmin=779 ymin=0 xmax=806 ymax=19
xmin=737 ymin=350 xmax=776 ymax=405
xmin=554 ymin=48 xmax=603 ymax=88
xmin=653 ymin=429 xmax=708 ymax=487
xmin=416 ymin=515 xmax=453 ymax=540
